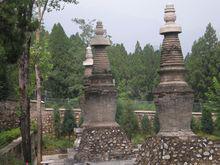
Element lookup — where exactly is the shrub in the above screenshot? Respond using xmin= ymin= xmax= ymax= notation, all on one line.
xmin=0 ymin=128 xmax=20 ymax=148
xmin=153 ymin=111 xmax=160 ymax=134
xmin=141 ymin=115 xmax=152 ymax=134
xmin=191 ymin=116 xmax=200 ymax=133
xmin=121 ymin=100 xmax=139 ymax=139
xmin=62 ymin=104 xmax=77 ymax=140
xmin=201 ymin=108 xmax=214 ymax=134
xmin=53 ymin=105 xmax=61 ymax=138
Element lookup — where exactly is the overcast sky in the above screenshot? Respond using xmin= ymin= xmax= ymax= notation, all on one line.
xmin=44 ymin=0 xmax=220 ymax=55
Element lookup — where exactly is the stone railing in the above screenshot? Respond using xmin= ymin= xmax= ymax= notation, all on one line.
xmin=134 ymin=110 xmax=217 ymax=122
xmin=0 ymin=131 xmax=37 ymax=164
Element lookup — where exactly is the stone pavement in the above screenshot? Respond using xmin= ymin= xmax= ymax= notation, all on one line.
xmin=41 ymin=148 xmax=136 ymax=165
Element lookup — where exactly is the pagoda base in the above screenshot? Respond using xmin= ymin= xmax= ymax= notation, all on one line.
xmin=74 ymin=126 xmax=133 ymax=163
xmin=136 ymin=136 xmax=220 ymax=165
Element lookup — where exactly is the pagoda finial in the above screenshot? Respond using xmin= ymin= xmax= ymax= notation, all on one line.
xmin=90 ymin=21 xmax=111 ymax=46
xmin=160 ymin=4 xmax=182 ymax=34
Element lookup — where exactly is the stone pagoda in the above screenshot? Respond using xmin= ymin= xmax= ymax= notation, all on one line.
xmin=136 ymin=5 xmax=220 ymax=164
xmin=74 ymin=21 xmax=133 ymax=163
xmin=83 ymin=46 xmax=93 ymax=78
xmin=154 ymin=4 xmax=194 ymax=137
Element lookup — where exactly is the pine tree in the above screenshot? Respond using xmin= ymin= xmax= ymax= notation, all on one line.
xmin=153 ymin=111 xmax=160 ymax=134
xmin=141 ymin=115 xmax=151 ymax=134
xmin=121 ymin=101 xmax=139 ymax=139
xmin=201 ymin=108 xmax=214 ymax=134
xmin=53 ymin=105 xmax=61 ymax=138
xmin=185 ymin=23 xmax=218 ymax=101
xmin=62 ymin=107 xmax=77 ymax=141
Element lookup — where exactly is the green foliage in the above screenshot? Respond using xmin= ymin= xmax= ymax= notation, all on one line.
xmin=153 ymin=111 xmax=160 ymax=134
xmin=191 ymin=116 xmax=200 ymax=133
xmin=31 ymin=120 xmax=37 ymax=133
xmin=204 ymin=77 xmax=220 ymax=131
xmin=62 ymin=105 xmax=77 ymax=137
xmin=53 ymin=105 xmax=61 ymax=138
xmin=0 ymin=128 xmax=20 ymax=148
xmin=131 ymin=133 xmax=150 ymax=145
xmin=130 ymin=101 xmax=156 ymax=111
xmin=0 ymin=153 xmax=23 ymax=165
xmin=201 ymin=108 xmax=214 ymax=134
xmin=185 ymin=23 xmax=219 ymax=101
xmin=73 ymin=18 xmax=96 ymax=45
xmin=141 ymin=115 xmax=152 ymax=134
xmin=79 ymin=115 xmax=84 ymax=127
xmin=107 ymin=43 xmax=160 ymax=100
xmin=47 ymin=23 xmax=85 ymax=98
xmin=121 ymin=100 xmax=139 ymax=139
xmin=115 ymin=98 xmax=126 ymax=125
xmin=43 ymin=135 xmax=75 ymax=152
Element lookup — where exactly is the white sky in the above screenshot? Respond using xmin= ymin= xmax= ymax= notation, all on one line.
xmin=44 ymin=0 xmax=220 ymax=55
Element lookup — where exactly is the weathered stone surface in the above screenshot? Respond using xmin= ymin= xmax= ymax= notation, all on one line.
xmin=82 ymin=21 xmax=117 ymax=127
xmin=154 ymin=4 xmax=194 ymax=137
xmin=74 ymin=127 xmax=133 ymax=163
xmin=136 ymin=136 xmax=220 ymax=165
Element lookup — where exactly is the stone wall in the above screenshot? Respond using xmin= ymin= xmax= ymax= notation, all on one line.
xmin=0 ymin=100 xmax=81 ymax=134
xmin=0 ymin=100 xmax=45 ymax=131
xmin=136 ymin=136 xmax=220 ymax=164
xmin=31 ymin=108 xmax=81 ymax=134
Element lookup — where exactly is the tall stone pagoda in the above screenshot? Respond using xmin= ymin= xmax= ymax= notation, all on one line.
xmin=83 ymin=46 xmax=93 ymax=78
xmin=74 ymin=21 xmax=132 ymax=163
xmin=136 ymin=5 xmax=220 ymax=164
xmin=154 ymin=4 xmax=194 ymax=137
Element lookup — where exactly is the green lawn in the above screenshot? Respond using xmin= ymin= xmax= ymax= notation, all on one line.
xmin=43 ymin=135 xmax=76 ymax=154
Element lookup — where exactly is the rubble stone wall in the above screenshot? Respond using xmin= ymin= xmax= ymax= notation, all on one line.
xmin=136 ymin=136 xmax=220 ymax=164
xmin=0 ymin=100 xmax=81 ymax=134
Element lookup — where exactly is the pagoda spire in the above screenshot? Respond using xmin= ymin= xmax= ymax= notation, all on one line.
xmin=154 ymin=4 xmax=194 ymax=137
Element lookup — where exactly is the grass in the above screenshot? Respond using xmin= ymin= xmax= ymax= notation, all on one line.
xmin=196 ymin=131 xmax=220 ymax=141
xmin=0 ymin=153 xmax=23 ymax=165
xmin=130 ymin=102 xmax=156 ymax=111
xmin=0 ymin=128 xmax=20 ymax=148
xmin=43 ymin=134 xmax=76 ymax=154
xmin=131 ymin=133 xmax=152 ymax=145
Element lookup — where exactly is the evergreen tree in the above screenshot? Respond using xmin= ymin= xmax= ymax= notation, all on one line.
xmin=47 ymin=23 xmax=85 ymax=99
xmin=185 ymin=23 xmax=219 ymax=101
xmin=204 ymin=77 xmax=220 ymax=130
xmin=141 ymin=115 xmax=151 ymax=134
xmin=120 ymin=100 xmax=139 ymax=139
xmin=62 ymin=107 xmax=77 ymax=141
xmin=53 ymin=105 xmax=61 ymax=138
xmin=134 ymin=41 xmax=142 ymax=55
xmin=201 ymin=108 xmax=214 ymax=134
xmin=153 ymin=111 xmax=160 ymax=134
xmin=191 ymin=116 xmax=200 ymax=133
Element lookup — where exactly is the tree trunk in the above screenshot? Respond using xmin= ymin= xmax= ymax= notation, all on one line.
xmin=36 ymin=64 xmax=42 ymax=165
xmin=19 ymin=39 xmax=32 ymax=164
xmin=36 ymin=3 xmax=43 ymax=164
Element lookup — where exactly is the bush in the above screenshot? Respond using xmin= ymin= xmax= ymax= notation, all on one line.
xmin=43 ymin=135 xmax=75 ymax=152
xmin=0 ymin=128 xmax=20 ymax=148
xmin=215 ymin=114 xmax=220 ymax=131
xmin=121 ymin=100 xmax=139 ymax=139
xmin=153 ymin=111 xmax=160 ymax=134
xmin=141 ymin=115 xmax=152 ymax=134
xmin=116 ymin=98 xmax=126 ymax=125
xmin=53 ymin=105 xmax=61 ymax=138
xmin=191 ymin=116 xmax=200 ymax=133
xmin=0 ymin=153 xmax=23 ymax=165
xmin=62 ymin=104 xmax=77 ymax=140
xmin=201 ymin=108 xmax=214 ymax=134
